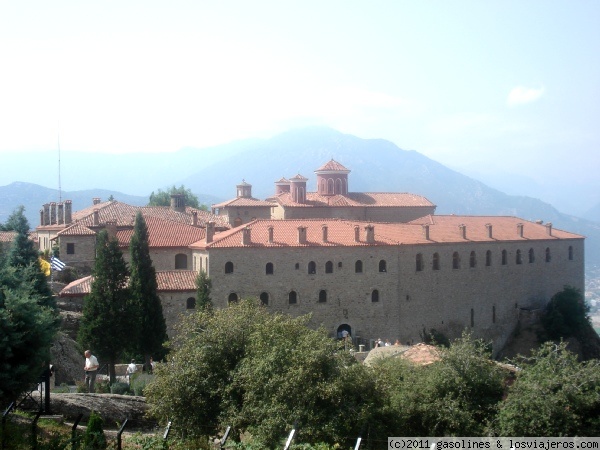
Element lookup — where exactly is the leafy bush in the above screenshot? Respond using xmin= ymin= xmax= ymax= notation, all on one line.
xmin=131 ymin=373 xmax=153 ymax=396
xmin=420 ymin=327 xmax=450 ymax=347
xmin=109 ymin=381 xmax=130 ymax=395
xmin=542 ymin=286 xmax=589 ymax=340
xmin=83 ymin=411 xmax=107 ymax=449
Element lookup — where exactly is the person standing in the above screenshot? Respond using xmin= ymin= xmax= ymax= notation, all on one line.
xmin=84 ymin=350 xmax=99 ymax=393
xmin=126 ymin=359 xmax=137 ymax=385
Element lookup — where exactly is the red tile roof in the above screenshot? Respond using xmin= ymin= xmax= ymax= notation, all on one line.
xmin=0 ymin=231 xmax=17 ymax=243
xmin=116 ymin=215 xmax=206 ymax=248
xmin=193 ymin=216 xmax=582 ymax=249
xmin=60 ymin=276 xmax=93 ymax=297
xmin=315 ymin=159 xmax=350 ymax=172
xmin=57 ymin=222 xmax=96 ymax=236
xmin=275 ymin=192 xmax=435 ymax=208
xmin=212 ymin=197 xmax=275 ymax=208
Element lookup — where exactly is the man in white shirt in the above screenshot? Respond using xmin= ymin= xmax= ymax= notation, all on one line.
xmin=126 ymin=359 xmax=137 ymax=385
xmin=84 ymin=350 xmax=99 ymax=393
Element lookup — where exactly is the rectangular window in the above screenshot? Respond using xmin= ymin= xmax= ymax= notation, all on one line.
xmin=66 ymin=243 xmax=75 ymax=254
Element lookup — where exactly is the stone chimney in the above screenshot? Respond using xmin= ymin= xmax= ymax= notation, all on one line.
xmin=206 ymin=221 xmax=215 ymax=244
xmin=297 ymin=226 xmax=307 ymax=244
xmin=57 ymin=203 xmax=64 ymax=225
xmin=365 ymin=224 xmax=375 ymax=244
xmin=422 ymin=224 xmax=430 ymax=240
xmin=43 ymin=203 xmax=50 ymax=226
xmin=268 ymin=226 xmax=274 ymax=243
xmin=64 ymin=200 xmax=72 ymax=224
xmin=93 ymin=197 xmax=101 ymax=205
xmin=50 ymin=202 xmax=57 ymax=225
xmin=105 ymin=220 xmax=117 ymax=239
xmin=459 ymin=224 xmax=467 ymax=239
xmin=517 ymin=223 xmax=524 ymax=238
xmin=39 ymin=209 xmax=44 ymax=226
xmin=93 ymin=209 xmax=100 ymax=226
xmin=170 ymin=194 xmax=185 ymax=213
xmin=322 ymin=224 xmax=328 ymax=243
xmin=546 ymin=223 xmax=553 ymax=236
xmin=192 ymin=211 xmax=198 ymax=226
xmin=354 ymin=225 xmax=360 ymax=242
xmin=242 ymin=226 xmax=251 ymax=245
xmin=486 ymin=223 xmax=493 ymax=239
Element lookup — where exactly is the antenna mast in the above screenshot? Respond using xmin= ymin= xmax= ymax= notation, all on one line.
xmin=57 ymin=124 xmax=62 ymax=202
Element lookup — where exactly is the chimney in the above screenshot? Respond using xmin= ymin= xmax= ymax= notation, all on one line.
xmin=365 ymin=224 xmax=375 ymax=244
xmin=105 ymin=220 xmax=117 ymax=239
xmin=422 ymin=224 xmax=430 ymax=240
xmin=546 ymin=222 xmax=553 ymax=236
xmin=297 ymin=226 xmax=307 ymax=244
xmin=50 ymin=202 xmax=57 ymax=225
xmin=64 ymin=200 xmax=72 ymax=224
xmin=39 ymin=209 xmax=44 ymax=226
xmin=322 ymin=224 xmax=328 ymax=243
xmin=170 ymin=194 xmax=185 ymax=213
xmin=242 ymin=226 xmax=251 ymax=245
xmin=485 ymin=223 xmax=493 ymax=239
xmin=517 ymin=223 xmax=524 ymax=238
xmin=57 ymin=203 xmax=64 ymax=225
xmin=459 ymin=224 xmax=467 ymax=239
xmin=354 ymin=225 xmax=360 ymax=242
xmin=268 ymin=226 xmax=274 ymax=243
xmin=93 ymin=209 xmax=99 ymax=226
xmin=43 ymin=203 xmax=50 ymax=226
xmin=93 ymin=197 xmax=101 ymax=205
xmin=206 ymin=221 xmax=215 ymax=244
xmin=192 ymin=210 xmax=198 ymax=226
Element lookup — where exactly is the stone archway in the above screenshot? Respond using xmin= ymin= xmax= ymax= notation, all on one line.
xmin=336 ymin=323 xmax=352 ymax=339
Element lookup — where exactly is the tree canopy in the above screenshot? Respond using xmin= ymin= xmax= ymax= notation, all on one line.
xmin=195 ymin=270 xmax=212 ymax=311
xmin=148 ymin=185 xmax=205 ymax=210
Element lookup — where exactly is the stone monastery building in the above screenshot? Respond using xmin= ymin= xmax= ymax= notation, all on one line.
xmin=39 ymin=160 xmax=585 ymax=352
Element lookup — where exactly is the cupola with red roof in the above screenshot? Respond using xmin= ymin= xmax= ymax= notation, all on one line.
xmin=315 ymin=159 xmax=350 ymax=196
xmin=289 ymin=174 xmax=308 ymax=204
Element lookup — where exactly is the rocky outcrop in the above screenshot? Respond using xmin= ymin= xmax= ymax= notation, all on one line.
xmin=50 ymin=332 xmax=84 ymax=385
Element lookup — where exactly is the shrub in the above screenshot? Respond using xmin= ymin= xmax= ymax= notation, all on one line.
xmin=110 ymin=382 xmax=130 ymax=395
xmin=83 ymin=411 xmax=107 ymax=449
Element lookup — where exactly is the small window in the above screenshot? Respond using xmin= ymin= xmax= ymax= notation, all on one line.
xmin=433 ymin=253 xmax=440 ymax=270
xmin=452 ymin=252 xmax=460 ymax=269
xmin=501 ymin=250 xmax=507 ymax=265
xmin=67 ymin=243 xmax=75 ymax=254
xmin=186 ymin=297 xmax=196 ymax=309
xmin=516 ymin=249 xmax=522 ymax=265
xmin=338 ymin=261 xmax=343 ymax=268
xmin=325 ymin=261 xmax=333 ymax=273
xmin=485 ymin=250 xmax=492 ymax=267
xmin=308 ymin=261 xmax=316 ymax=274
xmin=259 ymin=292 xmax=269 ymax=306
xmin=528 ymin=248 xmax=535 ymax=263
xmin=355 ymin=260 xmax=363 ymax=273
xmin=225 ymin=261 xmax=234 ymax=274
xmin=379 ymin=260 xmax=387 ymax=272
xmin=568 ymin=246 xmax=574 ymax=261
xmin=469 ymin=251 xmax=476 ymax=268
xmin=318 ymin=290 xmax=327 ymax=303
xmin=288 ymin=290 xmax=297 ymax=304
xmin=175 ymin=253 xmax=188 ymax=269
xmin=266 ymin=262 xmax=274 ymax=275
xmin=416 ymin=253 xmax=423 ymax=272
xmin=228 ymin=293 xmax=238 ymax=304
xmin=295 ymin=263 xmax=300 ymax=270
xmin=545 ymin=247 xmax=551 ymax=262
xmin=371 ymin=289 xmax=379 ymax=303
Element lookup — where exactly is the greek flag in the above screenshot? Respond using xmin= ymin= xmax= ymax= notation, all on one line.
xmin=50 ymin=256 xmax=66 ymax=271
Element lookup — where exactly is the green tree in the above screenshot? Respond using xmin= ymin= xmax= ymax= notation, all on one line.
xmin=145 ymin=299 xmax=381 ymax=447
xmin=129 ymin=212 xmax=168 ymax=368
xmin=495 ymin=341 xmax=600 ymax=436
xmin=542 ymin=286 xmax=590 ymax=340
xmin=195 ymin=270 xmax=212 ymax=310
xmin=0 ymin=205 xmax=26 ymax=231
xmin=78 ymin=230 xmax=131 ymax=383
xmin=148 ymin=185 xmax=204 ymax=210
xmin=82 ymin=411 xmax=107 ymax=449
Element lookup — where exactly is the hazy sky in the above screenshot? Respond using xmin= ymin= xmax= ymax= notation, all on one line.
xmin=1 ymin=1 xmax=599 ymax=190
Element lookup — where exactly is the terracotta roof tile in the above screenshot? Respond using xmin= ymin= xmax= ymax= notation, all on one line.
xmin=116 ymin=215 xmax=206 ymax=248
xmin=212 ymin=197 xmax=274 ymax=208
xmin=275 ymin=192 xmax=435 ymax=208
xmin=60 ymin=276 xmax=93 ymax=297
xmin=289 ymin=174 xmax=308 ymax=181
xmin=57 ymin=222 xmax=96 ymax=236
xmin=0 ymin=231 xmax=17 ymax=243
xmin=315 ymin=159 xmax=351 ymax=172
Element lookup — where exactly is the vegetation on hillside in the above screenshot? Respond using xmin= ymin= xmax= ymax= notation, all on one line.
xmin=148 ymin=185 xmax=206 ymax=210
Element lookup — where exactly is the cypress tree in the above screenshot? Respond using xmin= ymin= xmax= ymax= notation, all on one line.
xmin=195 ymin=270 xmax=212 ymax=311
xmin=78 ymin=230 xmax=131 ymax=383
xmin=129 ymin=212 xmax=167 ymax=369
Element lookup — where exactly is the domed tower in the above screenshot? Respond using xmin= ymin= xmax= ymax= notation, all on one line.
xmin=289 ymin=174 xmax=308 ymax=204
xmin=315 ymin=159 xmax=350 ymax=196
xmin=274 ymin=177 xmax=291 ymax=196
xmin=236 ymin=180 xmax=253 ymax=198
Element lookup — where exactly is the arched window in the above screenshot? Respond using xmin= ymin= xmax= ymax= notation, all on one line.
xmin=355 ymin=260 xmax=363 ymax=273
xmin=485 ymin=250 xmax=492 ymax=267
xmin=288 ymin=290 xmax=297 ymax=304
xmin=371 ymin=289 xmax=379 ymax=303
xmin=568 ymin=246 xmax=574 ymax=260
xmin=433 ymin=253 xmax=440 ymax=270
xmin=379 ymin=260 xmax=387 ymax=272
xmin=528 ymin=248 xmax=535 ymax=263
xmin=186 ymin=297 xmax=196 ymax=309
xmin=266 ymin=262 xmax=274 ymax=275
xmin=228 ymin=293 xmax=238 ymax=304
xmin=225 ymin=261 xmax=234 ymax=274
xmin=308 ymin=261 xmax=316 ymax=274
xmin=501 ymin=250 xmax=508 ymax=265
xmin=327 ymin=179 xmax=334 ymax=194
xmin=175 ymin=253 xmax=188 ymax=269
xmin=325 ymin=261 xmax=333 ymax=274
xmin=546 ymin=247 xmax=551 ymax=262
xmin=469 ymin=251 xmax=476 ymax=268
xmin=259 ymin=292 xmax=269 ymax=306
xmin=516 ymin=249 xmax=522 ymax=265
xmin=335 ymin=178 xmax=342 ymax=194
xmin=318 ymin=290 xmax=327 ymax=303
xmin=416 ymin=253 xmax=423 ymax=271
xmin=452 ymin=252 xmax=460 ymax=269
